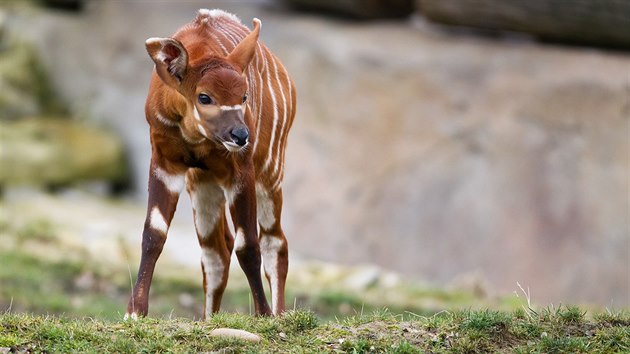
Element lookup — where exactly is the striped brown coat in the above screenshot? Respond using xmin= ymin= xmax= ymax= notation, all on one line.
xmin=126 ymin=9 xmax=295 ymax=318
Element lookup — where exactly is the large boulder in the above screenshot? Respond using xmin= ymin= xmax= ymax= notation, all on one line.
xmin=0 ymin=118 xmax=127 ymax=188
xmin=418 ymin=0 xmax=630 ymax=48
xmin=285 ymin=0 xmax=414 ymax=19
xmin=0 ymin=9 xmax=65 ymax=120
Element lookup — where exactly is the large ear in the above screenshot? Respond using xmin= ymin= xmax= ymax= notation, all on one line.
xmin=227 ymin=18 xmax=261 ymax=72
xmin=145 ymin=37 xmax=188 ymax=87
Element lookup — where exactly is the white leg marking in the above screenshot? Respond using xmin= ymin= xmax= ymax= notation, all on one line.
xmin=223 ymin=185 xmax=241 ymax=206
xmin=260 ymin=235 xmax=283 ymax=315
xmin=124 ymin=312 xmax=138 ymax=321
xmin=154 ymin=168 xmax=185 ymax=194
xmin=191 ymin=183 xmax=224 ymax=238
xmin=150 ymin=206 xmax=168 ymax=234
xmin=201 ymin=248 xmax=225 ymax=318
xmin=234 ymin=227 xmax=246 ymax=252
xmin=256 ymin=184 xmax=276 ymax=230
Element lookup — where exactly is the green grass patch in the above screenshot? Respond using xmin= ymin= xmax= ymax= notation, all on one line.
xmin=1 ymin=309 xmax=627 ymax=353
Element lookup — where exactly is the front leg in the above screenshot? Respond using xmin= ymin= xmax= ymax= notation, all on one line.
xmin=230 ymin=170 xmax=272 ymax=316
xmin=126 ymin=159 xmax=185 ymax=319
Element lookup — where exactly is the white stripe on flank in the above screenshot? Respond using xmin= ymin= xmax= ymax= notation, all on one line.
xmin=253 ymin=44 xmax=265 ymax=154
xmin=200 ymin=248 xmax=225 ymax=318
xmin=153 ymin=167 xmax=185 ymax=194
xmin=270 ymin=55 xmax=287 ymax=177
xmin=272 ymin=69 xmax=293 ymax=191
xmin=150 ymin=206 xmax=168 ymax=234
xmin=263 ymin=48 xmax=279 ymax=172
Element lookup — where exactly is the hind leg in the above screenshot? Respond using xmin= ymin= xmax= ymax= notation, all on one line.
xmin=188 ymin=171 xmax=231 ymax=319
xmin=256 ymin=184 xmax=289 ymax=315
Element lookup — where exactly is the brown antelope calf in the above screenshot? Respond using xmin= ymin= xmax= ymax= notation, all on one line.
xmin=125 ymin=9 xmax=295 ymax=319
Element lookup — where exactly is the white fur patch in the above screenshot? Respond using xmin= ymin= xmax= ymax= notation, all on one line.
xmin=234 ymin=227 xmax=246 ymax=251
xmin=223 ymin=186 xmax=241 ymax=206
xmin=256 ymin=184 xmax=276 ymax=230
xmin=200 ymin=248 xmax=225 ymax=318
xmin=193 ymin=106 xmax=202 ymax=121
xmin=198 ymin=8 xmax=241 ymax=24
xmin=191 ymin=183 xmax=224 ymax=238
xmin=154 ymin=167 xmax=185 ymax=194
xmin=155 ymin=112 xmax=178 ymax=127
xmin=220 ymin=105 xmax=243 ymax=111
xmin=260 ymin=235 xmax=283 ymax=315
xmin=150 ymin=206 xmax=168 ymax=234
xmin=197 ymin=124 xmax=208 ymax=138
xmin=180 ymin=128 xmax=205 ymax=145
xmin=222 ymin=141 xmax=247 ymax=152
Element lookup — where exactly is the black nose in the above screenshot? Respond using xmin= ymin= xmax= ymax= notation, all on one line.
xmin=230 ymin=127 xmax=249 ymax=146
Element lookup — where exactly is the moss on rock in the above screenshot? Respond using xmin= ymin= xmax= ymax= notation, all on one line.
xmin=0 ymin=12 xmax=66 ymax=120
xmin=0 ymin=118 xmax=127 ymax=186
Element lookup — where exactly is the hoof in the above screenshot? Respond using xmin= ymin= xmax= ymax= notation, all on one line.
xmin=123 ymin=312 xmax=139 ymax=321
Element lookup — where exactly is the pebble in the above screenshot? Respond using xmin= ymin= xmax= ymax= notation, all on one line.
xmin=209 ymin=328 xmax=261 ymax=343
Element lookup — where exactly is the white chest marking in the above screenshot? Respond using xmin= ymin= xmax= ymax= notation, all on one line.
xmin=153 ymin=167 xmax=185 ymax=194
xmin=149 ymin=206 xmax=168 ymax=234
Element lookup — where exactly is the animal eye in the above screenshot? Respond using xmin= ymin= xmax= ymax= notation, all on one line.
xmin=198 ymin=94 xmax=214 ymax=105
xmin=242 ymin=94 xmax=248 ymax=103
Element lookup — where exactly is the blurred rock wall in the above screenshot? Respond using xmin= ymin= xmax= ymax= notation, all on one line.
xmin=8 ymin=0 xmax=629 ymax=306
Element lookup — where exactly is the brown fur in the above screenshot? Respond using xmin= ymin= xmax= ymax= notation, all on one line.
xmin=127 ymin=9 xmax=295 ymax=318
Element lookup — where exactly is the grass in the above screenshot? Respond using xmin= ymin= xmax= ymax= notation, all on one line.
xmin=1 ymin=205 xmax=628 ymax=352
xmin=0 ymin=308 xmax=627 ymax=353
xmin=0 ymin=213 xmax=520 ymax=322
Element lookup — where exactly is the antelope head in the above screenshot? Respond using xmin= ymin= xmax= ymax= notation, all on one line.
xmin=145 ymin=18 xmax=261 ymax=152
